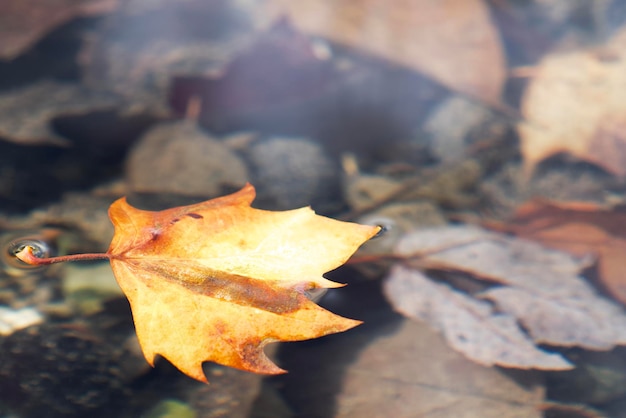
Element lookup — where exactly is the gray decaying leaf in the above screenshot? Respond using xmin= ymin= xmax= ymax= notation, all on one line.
xmin=384 ymin=265 xmax=572 ymax=370
xmin=482 ymin=285 xmax=626 ymax=350
xmin=384 ymin=225 xmax=626 ymax=369
xmin=0 ymin=81 xmax=122 ymax=146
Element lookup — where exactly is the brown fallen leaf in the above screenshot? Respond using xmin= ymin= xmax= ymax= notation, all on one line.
xmin=0 ymin=81 xmax=122 ymax=146
xmin=518 ymin=26 xmax=626 ymax=178
xmin=261 ymin=0 xmax=506 ymax=104
xmin=383 ymin=225 xmax=626 ymax=369
xmin=488 ymin=199 xmax=626 ymax=306
xmin=0 ymin=0 xmax=119 ymax=60
xmin=17 ymin=184 xmax=378 ymax=382
xmin=338 ymin=320 xmax=545 ymax=418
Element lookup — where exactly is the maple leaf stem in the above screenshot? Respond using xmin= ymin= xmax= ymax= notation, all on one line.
xmin=14 ymin=245 xmax=110 ymax=266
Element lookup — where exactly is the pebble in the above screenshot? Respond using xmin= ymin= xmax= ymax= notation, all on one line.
xmin=127 ymin=121 xmax=249 ymax=197
xmin=0 ymin=320 xmax=136 ymax=417
xmin=0 ymin=306 xmax=43 ymax=336
xmin=424 ymin=95 xmax=495 ymax=163
xmin=144 ymin=399 xmax=197 ymax=418
xmin=344 ymin=174 xmax=403 ymax=212
xmin=246 ymin=137 xmax=340 ymax=211
xmin=63 ymin=262 xmax=124 ymax=315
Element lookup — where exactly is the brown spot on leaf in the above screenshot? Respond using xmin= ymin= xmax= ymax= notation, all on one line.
xmin=190 ymin=272 xmax=304 ymax=314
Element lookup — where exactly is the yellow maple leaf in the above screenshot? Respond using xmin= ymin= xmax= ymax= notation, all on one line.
xmin=16 ymin=184 xmax=378 ymax=382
